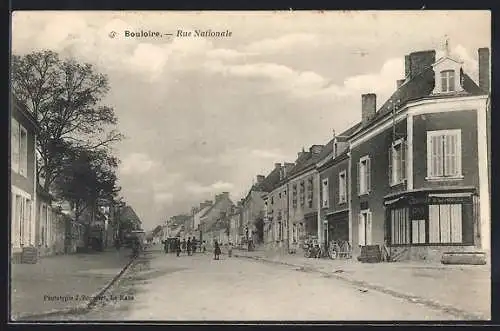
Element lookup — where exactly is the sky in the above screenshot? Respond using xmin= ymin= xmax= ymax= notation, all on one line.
xmin=11 ymin=10 xmax=491 ymax=231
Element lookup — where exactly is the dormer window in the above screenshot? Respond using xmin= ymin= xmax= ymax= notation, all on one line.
xmin=440 ymin=70 xmax=455 ymax=93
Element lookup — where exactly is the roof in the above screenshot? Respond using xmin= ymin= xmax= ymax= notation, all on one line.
xmin=11 ymin=97 xmax=40 ymax=133
xmin=120 ymin=206 xmax=142 ymax=224
xmin=351 ymin=62 xmax=484 ymax=139
xmin=287 ymin=148 xmax=324 ymax=178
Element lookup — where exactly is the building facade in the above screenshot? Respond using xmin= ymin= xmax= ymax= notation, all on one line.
xmin=199 ymin=192 xmax=234 ymax=243
xmin=286 ymin=146 xmax=324 ymax=251
xmin=349 ymin=48 xmax=490 ymax=261
xmin=11 ymin=100 xmax=39 ymax=262
xmin=317 ymin=125 xmax=361 ymax=252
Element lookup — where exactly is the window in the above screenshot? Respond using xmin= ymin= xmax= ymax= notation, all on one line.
xmin=292 ymin=184 xmax=297 ymax=208
xmin=321 ymin=179 xmax=329 ymax=208
xmin=299 ymin=181 xmax=305 ymax=206
xmin=358 ymin=210 xmax=372 ymax=246
xmin=307 ymin=177 xmax=313 ymax=208
xmin=391 ymin=208 xmax=410 ymax=244
xmin=270 ymin=196 xmax=274 ymax=205
xmin=429 ymin=204 xmax=462 ymax=244
xmin=427 ymin=130 xmax=462 ymax=179
xmin=278 ymin=222 xmax=282 ymax=241
xmin=12 ymin=192 xmax=32 ymax=247
xmin=278 ymin=193 xmax=281 ymax=199
xmin=389 ymin=139 xmax=407 ymax=186
xmin=338 ymin=171 xmax=347 ymax=204
xmin=441 ymin=70 xmax=456 ymax=93
xmin=358 ymin=156 xmax=371 ymax=195
xmin=412 ymin=219 xmax=426 ymax=244
xmin=11 ymin=118 xmax=28 ymax=176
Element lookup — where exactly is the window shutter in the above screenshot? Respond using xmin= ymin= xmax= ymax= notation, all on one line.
xmin=401 ymin=141 xmax=406 ymax=181
xmin=357 ymin=162 xmax=361 ymax=194
xmin=426 ymin=134 xmax=432 ymax=177
xmin=388 ymin=145 xmax=393 ymax=185
xmin=366 ymin=158 xmax=371 ymax=192
xmin=366 ymin=211 xmax=372 ymax=245
xmin=11 ymin=119 xmax=20 ymax=172
xmin=358 ymin=213 xmax=365 ymax=246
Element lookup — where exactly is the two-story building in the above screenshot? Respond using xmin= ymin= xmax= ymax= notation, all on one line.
xmin=199 ymin=192 xmax=234 ymax=243
xmin=241 ymin=165 xmax=282 ymax=246
xmin=11 ymin=99 xmax=39 ymax=263
xmin=286 ymin=145 xmax=324 ymax=250
xmin=317 ymin=124 xmax=362 ymax=252
xmin=349 ymin=47 xmax=490 ymax=261
xmin=264 ymin=162 xmax=294 ymax=251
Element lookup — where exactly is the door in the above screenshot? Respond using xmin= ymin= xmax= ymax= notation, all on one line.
xmin=358 ymin=210 xmax=372 ymax=246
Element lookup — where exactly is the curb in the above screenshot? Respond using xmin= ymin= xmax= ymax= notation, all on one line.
xmin=12 ymin=254 xmax=138 ymax=321
xmin=234 ymin=253 xmax=487 ymax=321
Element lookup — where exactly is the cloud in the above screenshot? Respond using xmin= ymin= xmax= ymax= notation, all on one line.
xmin=185 ymin=181 xmax=234 ymax=194
xmin=250 ymin=149 xmax=286 ymax=160
xmin=154 ymin=192 xmax=174 ymax=204
xmin=206 ymin=48 xmax=254 ymax=61
xmin=244 ymin=33 xmax=321 ymax=54
xmin=120 ymin=153 xmax=158 ymax=175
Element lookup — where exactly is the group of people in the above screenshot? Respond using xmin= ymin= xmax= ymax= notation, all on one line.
xmin=164 ymin=237 xmax=208 ymax=256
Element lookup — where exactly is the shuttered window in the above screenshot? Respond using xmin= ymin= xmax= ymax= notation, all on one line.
xmin=358 ymin=156 xmax=371 ymax=195
xmin=11 ymin=118 xmax=20 ymax=172
xmin=411 ymin=219 xmax=426 ymax=244
xmin=391 ymin=207 xmax=410 ymax=244
xmin=427 ymin=130 xmax=462 ymax=179
xmin=321 ymin=179 xmax=329 ymax=208
xmin=358 ymin=210 xmax=372 ymax=246
xmin=429 ymin=204 xmax=463 ymax=244
xmin=389 ymin=139 xmax=407 ymax=185
xmin=338 ymin=171 xmax=347 ymax=204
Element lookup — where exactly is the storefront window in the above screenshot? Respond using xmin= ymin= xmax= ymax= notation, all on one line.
xmin=429 ymin=204 xmax=462 ymax=244
xmin=391 ymin=207 xmax=410 ymax=245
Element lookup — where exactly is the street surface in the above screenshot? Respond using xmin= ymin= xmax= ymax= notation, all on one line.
xmin=36 ymin=245 xmax=462 ymax=321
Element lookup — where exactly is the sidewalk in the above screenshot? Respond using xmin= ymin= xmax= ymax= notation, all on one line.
xmin=10 ymin=247 xmax=134 ymax=320
xmin=234 ymin=249 xmax=491 ymax=320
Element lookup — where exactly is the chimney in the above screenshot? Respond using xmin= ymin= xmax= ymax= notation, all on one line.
xmin=407 ymin=50 xmax=436 ymax=79
xmin=309 ymin=144 xmax=324 ymax=155
xmin=397 ymin=79 xmax=405 ymax=88
xmin=361 ymin=93 xmax=377 ymax=124
xmin=256 ymin=175 xmax=265 ymax=183
xmin=283 ymin=162 xmax=294 ymax=177
xmin=297 ymin=147 xmax=306 ymax=159
xmin=404 ymin=55 xmax=411 ymax=78
xmin=274 ymin=163 xmax=281 ymax=169
xmin=478 ymin=47 xmax=490 ymax=93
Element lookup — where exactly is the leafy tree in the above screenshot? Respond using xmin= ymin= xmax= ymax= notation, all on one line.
xmin=53 ymin=146 xmax=120 ymax=224
xmin=11 ymin=50 xmax=124 ymax=191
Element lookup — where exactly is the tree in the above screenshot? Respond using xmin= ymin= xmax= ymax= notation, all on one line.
xmin=12 ymin=50 xmax=124 ymax=191
xmin=53 ymin=146 xmax=120 ymax=225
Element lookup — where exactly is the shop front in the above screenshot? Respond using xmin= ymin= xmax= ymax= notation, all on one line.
xmin=384 ymin=187 xmax=478 ymax=261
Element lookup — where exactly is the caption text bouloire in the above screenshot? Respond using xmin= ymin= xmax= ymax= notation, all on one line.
xmin=43 ymin=294 xmax=134 ymax=302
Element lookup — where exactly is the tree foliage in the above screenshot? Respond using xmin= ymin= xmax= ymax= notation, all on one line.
xmin=53 ymin=145 xmax=120 ymax=223
xmin=11 ymin=50 xmax=124 ymax=191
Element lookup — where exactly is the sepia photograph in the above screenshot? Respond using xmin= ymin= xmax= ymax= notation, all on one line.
xmin=9 ymin=10 xmax=491 ymax=322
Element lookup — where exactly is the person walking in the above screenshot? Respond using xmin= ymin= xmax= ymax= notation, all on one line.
xmin=202 ymin=240 xmax=207 ymax=253
xmin=227 ymin=242 xmax=233 ymax=257
xmin=187 ymin=237 xmax=192 ymax=256
xmin=181 ymin=238 xmax=187 ymax=254
xmin=163 ymin=239 xmax=168 ymax=254
xmin=191 ymin=237 xmax=197 ymax=254
xmin=176 ymin=238 xmax=181 ymax=257
xmin=214 ymin=240 xmax=221 ymax=260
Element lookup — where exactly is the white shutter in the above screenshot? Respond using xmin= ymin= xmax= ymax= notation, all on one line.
xmin=435 ymin=136 xmax=444 ymax=177
xmin=401 ymin=141 xmax=407 ymax=181
xmin=357 ymin=162 xmax=361 ymax=194
xmin=391 ymin=210 xmax=395 ymax=244
xmin=11 ymin=118 xmax=20 ymax=172
xmin=358 ymin=213 xmax=365 ymax=246
xmin=12 ymin=193 xmax=18 ymax=248
xmin=20 ymin=128 xmax=28 ymax=176
xmin=388 ymin=146 xmax=393 ymax=185
xmin=429 ymin=205 xmax=440 ymax=243
xmin=412 ymin=220 xmax=419 ymax=244
xmin=426 ymin=134 xmax=432 ymax=177
xmin=419 ymin=219 xmax=426 ymax=244
xmin=451 ymin=204 xmax=463 ymax=243
xmin=405 ymin=208 xmax=410 ymax=244
xmin=367 ymin=211 xmax=373 ymax=245
xmin=366 ymin=158 xmax=371 ymax=193
xmin=440 ymin=204 xmax=451 ymax=243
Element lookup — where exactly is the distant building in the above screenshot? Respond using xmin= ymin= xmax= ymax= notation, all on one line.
xmin=199 ymin=192 xmax=234 ymax=243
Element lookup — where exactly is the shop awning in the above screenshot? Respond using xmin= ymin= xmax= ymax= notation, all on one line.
xmin=384 ymin=196 xmax=404 ymax=206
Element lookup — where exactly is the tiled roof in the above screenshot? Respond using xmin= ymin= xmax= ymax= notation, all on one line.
xmin=253 ymin=166 xmax=282 ymax=193
xmin=288 ymin=149 xmax=324 ymax=178
xmin=352 ymin=65 xmax=484 ymax=138
xmin=317 ymin=122 xmax=363 ymax=161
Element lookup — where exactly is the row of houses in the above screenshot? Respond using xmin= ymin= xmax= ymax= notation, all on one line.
xmin=10 ymin=100 xmax=142 ymax=263
xmin=162 ymin=46 xmax=490 ymax=262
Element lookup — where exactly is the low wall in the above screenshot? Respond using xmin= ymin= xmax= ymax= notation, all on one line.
xmin=389 ymin=245 xmax=479 ymax=262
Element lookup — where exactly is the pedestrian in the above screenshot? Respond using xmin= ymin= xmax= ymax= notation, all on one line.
xmin=163 ymin=239 xmax=168 ymax=254
xmin=202 ymin=240 xmax=207 ymax=253
xmin=214 ymin=240 xmax=221 ymax=260
xmin=191 ymin=237 xmax=196 ymax=254
xmin=187 ymin=237 xmax=192 ymax=256
xmin=176 ymin=238 xmax=181 ymax=257
xmin=227 ymin=242 xmax=233 ymax=257
xmin=181 ymin=238 xmax=187 ymax=254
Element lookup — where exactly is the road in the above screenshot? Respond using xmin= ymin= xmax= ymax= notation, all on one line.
xmin=37 ymin=246 xmax=461 ymax=321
